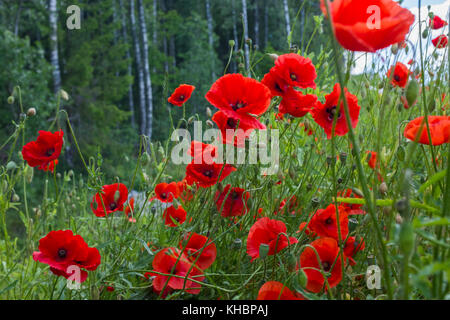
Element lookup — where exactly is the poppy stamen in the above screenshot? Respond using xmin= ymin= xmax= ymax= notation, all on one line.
xmin=58 ymin=248 xmax=67 ymax=259
xmin=231 ymin=102 xmax=246 ymax=111
xmin=203 ymin=170 xmax=213 ymax=177
xmin=46 ymin=148 xmax=55 ymax=157
xmin=290 ymin=73 xmax=297 ymax=81
xmin=322 ymin=261 xmax=331 ymax=272
xmin=110 ymin=202 xmax=117 ymax=210
xmin=227 ymin=118 xmax=237 ymax=128
xmin=325 ymin=217 xmax=333 ymax=225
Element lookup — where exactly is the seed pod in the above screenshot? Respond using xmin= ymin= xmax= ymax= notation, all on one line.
xmin=259 ymin=243 xmax=270 ymax=259
xmin=405 ymin=79 xmax=419 ymax=110
xmin=399 ymin=222 xmax=415 ymax=257
xmin=7 ymin=96 xmax=14 ymax=104
xmin=6 ymin=161 xmax=17 ymax=171
xmin=339 ymin=152 xmax=347 ymax=164
xmin=379 ymin=182 xmax=388 ymax=195
xmin=297 ymin=268 xmax=308 ymax=288
xmin=228 ymin=39 xmax=235 ymax=48
xmin=391 ymin=44 xmax=399 ymax=55
xmin=232 ymin=238 xmax=242 ymax=249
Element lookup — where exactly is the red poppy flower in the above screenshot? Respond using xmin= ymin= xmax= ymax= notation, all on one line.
xmin=261 ymin=69 xmax=290 ymax=97
xmin=91 ymin=183 xmax=128 ymax=217
xmin=205 ymin=73 xmax=272 ymax=116
xmin=386 ymin=62 xmax=410 ymax=88
xmin=124 ymin=198 xmax=136 ymax=222
xmin=344 ymin=236 xmax=365 ymax=266
xmin=404 ymin=116 xmax=450 ymax=146
xmin=337 ymin=189 xmax=366 ymax=215
xmin=366 ymin=151 xmax=377 ymax=169
xmin=168 ymin=84 xmax=195 ymax=106
xmin=212 ymin=110 xmax=264 ymax=147
xmin=185 ymin=161 xmax=236 ymax=188
xmin=179 ymin=232 xmax=217 ymax=270
xmin=246 ymin=217 xmax=298 ymax=262
xmin=22 ymin=130 xmax=64 ymax=171
xmin=430 ymin=15 xmax=448 ymax=29
xmin=272 ymin=53 xmax=317 ymax=89
xmin=310 ymin=83 xmax=360 ymax=139
xmin=146 ymin=247 xmax=205 ymax=295
xmin=321 ymin=0 xmax=414 ymax=52
xmin=257 ymin=281 xmax=305 ymax=300
xmin=163 ymin=205 xmax=187 ymax=227
xmin=33 ymin=230 xmax=100 ymax=283
xmin=309 ymin=204 xmax=349 ymax=242
xmin=153 ymin=182 xmax=179 ymax=203
xmin=432 ymin=35 xmax=448 ymax=49
xmin=274 ymin=196 xmax=299 ymax=215
xmin=297 ymin=222 xmax=317 ymax=238
xmin=279 ymin=87 xmax=318 ymax=118
xmin=299 ymin=237 xmax=344 ymax=293
xmin=40 ymin=159 xmax=59 ymax=173
xmin=188 ymin=141 xmax=217 ymax=163
xmin=176 ymin=180 xmax=194 ymax=203
xmin=215 ymin=184 xmax=250 ymax=217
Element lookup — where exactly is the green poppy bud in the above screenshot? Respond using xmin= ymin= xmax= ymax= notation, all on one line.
xmin=297 ymin=268 xmax=308 ymax=288
xmin=399 ymin=222 xmax=415 ymax=257
xmin=7 ymin=96 xmax=14 ymax=104
xmin=405 ymin=78 xmax=419 ymax=108
xmin=6 ymin=161 xmax=17 ymax=171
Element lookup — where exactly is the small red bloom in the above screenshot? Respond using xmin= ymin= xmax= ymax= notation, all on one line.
xmin=273 ymin=53 xmax=317 ymax=89
xmin=163 ymin=205 xmax=187 ymax=227
xmin=299 ymin=237 xmax=344 ymax=293
xmin=22 ymin=130 xmax=64 ymax=171
xmin=366 ymin=151 xmax=377 ymax=169
xmin=321 ymin=0 xmax=414 ymax=52
xmin=168 ymin=84 xmax=195 ymax=106
xmin=432 ymin=35 xmax=448 ymax=49
xmin=246 ymin=217 xmax=298 ymax=262
xmin=309 ymin=204 xmax=349 ymax=242
xmin=310 ymin=83 xmax=360 ymax=139
xmin=188 ymin=141 xmax=217 ymax=163
xmin=91 ymin=183 xmax=128 ymax=217
xmin=257 ymin=281 xmax=305 ymax=300
xmin=337 ymin=189 xmax=366 ymax=215
xmin=206 ymin=73 xmax=272 ymax=116
xmin=279 ymin=87 xmax=318 ymax=118
xmin=124 ymin=198 xmax=136 ymax=222
xmin=154 ymin=182 xmax=179 ymax=203
xmin=179 ymin=232 xmax=217 ymax=270
xmin=146 ymin=247 xmax=205 ymax=295
xmin=185 ymin=161 xmax=236 ymax=188
xmin=344 ymin=236 xmax=365 ymax=266
xmin=215 ymin=184 xmax=250 ymax=217
xmin=430 ymin=15 xmax=448 ymax=29
xmin=387 ymin=62 xmax=410 ymax=88
xmin=297 ymin=222 xmax=317 ymax=238
xmin=32 ymin=230 xmax=100 ymax=283
xmin=404 ymin=116 xmax=450 ymax=146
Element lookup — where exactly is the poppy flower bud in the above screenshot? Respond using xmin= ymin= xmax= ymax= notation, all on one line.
xmin=399 ymin=222 xmax=415 ymax=257
xmin=24 ymin=166 xmax=34 ymax=183
xmin=206 ymin=107 xmax=212 ymax=118
xmin=421 ymin=28 xmax=428 ymax=38
xmin=245 ymin=38 xmax=252 ymax=45
xmin=379 ymin=182 xmax=388 ymax=195
xmin=56 ymin=173 xmax=61 ymax=179
xmin=268 ymin=53 xmax=279 ymax=61
xmin=391 ymin=44 xmax=399 ymax=55
xmin=311 ymin=197 xmax=320 ymax=207
xmin=259 ymin=243 xmax=270 ymax=259
xmin=232 ymin=238 xmax=242 ymax=249
xmin=337 ymin=178 xmax=343 ymax=184
xmin=352 ymin=188 xmax=364 ymax=197
xmin=297 ymin=268 xmax=308 ymax=288
xmin=1 ymin=180 xmax=7 ymax=193
xmin=6 ymin=161 xmax=17 ymax=171
xmin=12 ymin=193 xmax=20 ymax=202
xmin=339 ymin=152 xmax=347 ymax=164
xmin=7 ymin=96 xmax=14 ymax=104
xmin=287 ymin=254 xmax=297 ymax=270
xmin=397 ymin=146 xmax=405 ymax=161
xmin=428 ymin=12 xmax=434 ymax=19
xmin=60 ymin=89 xmax=69 ymax=101
xmin=428 ymin=99 xmax=436 ymax=112
xmin=114 ymin=190 xmax=121 ymax=202
xmin=206 ymin=120 xmax=214 ymax=128
xmin=228 ymin=39 xmax=235 ymax=48
xmin=68 ymin=170 xmax=74 ymax=177
xmin=238 ymin=63 xmax=245 ymax=70
xmin=405 ymin=78 xmax=419 ymax=107
xmin=26 ymin=107 xmax=36 ymax=117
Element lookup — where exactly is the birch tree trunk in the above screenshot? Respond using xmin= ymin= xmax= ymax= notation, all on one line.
xmin=14 ymin=0 xmax=22 ymax=36
xmin=231 ymin=0 xmax=239 ymax=73
xmin=138 ymin=0 xmax=154 ymax=140
xmin=49 ymin=0 xmax=61 ymax=94
xmin=253 ymin=0 xmax=259 ymax=49
xmin=119 ymin=0 xmax=135 ymax=128
xmin=206 ymin=0 xmax=215 ymax=81
xmin=161 ymin=0 xmax=169 ymax=73
xmin=153 ymin=0 xmax=157 ymax=45
xmin=241 ymin=0 xmax=250 ymax=75
xmin=264 ymin=0 xmax=269 ymax=48
xmin=283 ymin=0 xmax=290 ymax=40
xmin=130 ymin=0 xmax=146 ymax=134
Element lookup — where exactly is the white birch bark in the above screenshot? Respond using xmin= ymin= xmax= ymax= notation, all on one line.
xmin=241 ymin=0 xmax=250 ymax=75
xmin=283 ymin=0 xmax=290 ymax=40
xmin=206 ymin=0 xmax=215 ymax=80
xmin=49 ymin=0 xmax=61 ymax=94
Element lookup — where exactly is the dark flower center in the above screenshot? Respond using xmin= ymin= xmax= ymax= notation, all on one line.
xmin=58 ymin=248 xmax=67 ymax=259
xmin=232 ymin=191 xmax=240 ymax=200
xmin=394 ymin=75 xmax=400 ymax=82
xmin=179 ymin=95 xmax=185 ymax=101
xmin=322 ymin=261 xmax=331 ymax=272
xmin=231 ymin=101 xmax=246 ymax=111
xmin=227 ymin=118 xmax=237 ymax=128
xmin=325 ymin=217 xmax=333 ymax=225
xmin=46 ymin=148 xmax=55 ymax=157
xmin=326 ymin=106 xmax=341 ymax=121
xmin=290 ymin=73 xmax=297 ymax=81
xmin=203 ymin=170 xmax=214 ymax=177
xmin=109 ymin=202 xmax=117 ymax=210
xmin=161 ymin=192 xmax=167 ymax=199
